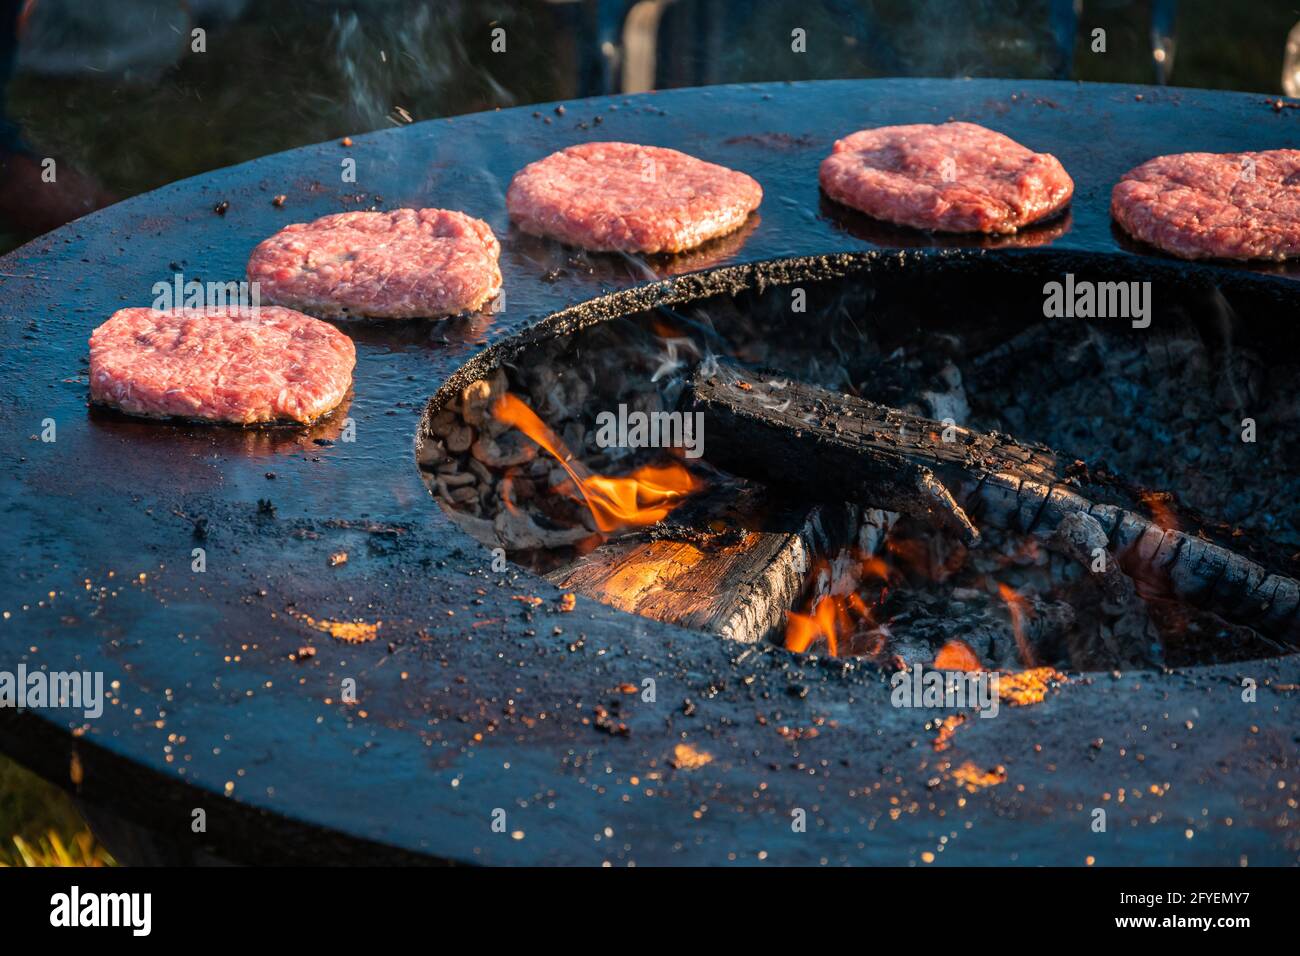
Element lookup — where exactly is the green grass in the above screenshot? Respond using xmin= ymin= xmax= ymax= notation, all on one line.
xmin=0 ymin=756 xmax=114 ymax=867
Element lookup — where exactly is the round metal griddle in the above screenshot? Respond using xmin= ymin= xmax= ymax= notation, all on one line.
xmin=2 ymin=79 xmax=1298 ymax=866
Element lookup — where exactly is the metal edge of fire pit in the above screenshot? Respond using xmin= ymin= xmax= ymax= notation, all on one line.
xmin=1 ymin=79 xmax=1298 ymax=866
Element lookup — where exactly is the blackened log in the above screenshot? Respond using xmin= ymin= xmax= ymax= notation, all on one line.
xmin=689 ymin=363 xmax=1300 ymax=638
xmin=547 ymin=483 xmax=870 ymax=644
xmin=1049 ymin=511 xmax=1162 ymax=668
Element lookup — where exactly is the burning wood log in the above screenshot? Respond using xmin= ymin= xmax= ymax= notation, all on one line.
xmin=689 ymin=363 xmax=1300 ymax=639
xmin=547 ymin=484 xmax=873 ymax=644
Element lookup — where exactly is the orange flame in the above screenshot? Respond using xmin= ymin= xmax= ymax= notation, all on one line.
xmin=499 ymin=469 xmax=522 ymax=516
xmin=784 ymin=548 xmax=894 ymax=656
xmin=491 ymin=393 xmax=700 ymax=532
xmin=861 ymin=555 xmax=891 ymax=581
xmin=785 ymin=594 xmax=850 ymax=656
xmin=996 ymin=582 xmax=1037 ymax=667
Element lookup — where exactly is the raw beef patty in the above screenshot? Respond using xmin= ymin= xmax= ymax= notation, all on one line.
xmin=506 ymin=142 xmax=763 ymax=253
xmin=89 ymin=306 xmax=355 ymax=424
xmin=818 ymin=122 xmax=1074 ymax=234
xmin=247 ymin=208 xmax=501 ymax=318
xmin=1111 ymin=150 xmax=1300 ymax=260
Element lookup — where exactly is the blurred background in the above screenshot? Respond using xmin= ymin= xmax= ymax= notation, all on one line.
xmin=1 ymin=0 xmax=1297 ymax=865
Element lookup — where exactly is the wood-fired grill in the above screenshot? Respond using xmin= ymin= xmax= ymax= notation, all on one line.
xmin=2 ymin=80 xmax=1299 ymax=865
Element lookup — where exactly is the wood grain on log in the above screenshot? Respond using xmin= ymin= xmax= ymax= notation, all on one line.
xmin=547 ymin=484 xmax=863 ymax=644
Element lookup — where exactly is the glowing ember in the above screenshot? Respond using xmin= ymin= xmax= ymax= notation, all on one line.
xmin=670 ymin=742 xmax=714 ymax=770
xmin=293 ymin=611 xmax=380 ymax=644
xmin=1140 ymin=489 xmax=1180 ymax=532
xmin=998 ymin=667 xmax=1068 ymax=706
xmin=491 ymin=393 xmax=700 ymax=532
xmin=933 ymin=638 xmax=982 ymax=671
xmin=932 ymin=714 xmax=967 ymax=752
xmin=951 ymin=761 xmax=1007 ymax=792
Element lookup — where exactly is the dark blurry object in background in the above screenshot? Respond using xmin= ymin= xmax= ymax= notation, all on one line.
xmin=0 ymin=0 xmax=1297 ymax=248
xmin=0 ymin=0 xmax=115 ymax=238
xmin=14 ymin=0 xmax=234 ymax=75
xmin=642 ymin=0 xmax=1222 ymax=90
xmin=1283 ymin=18 xmax=1300 ymax=97
xmin=1149 ymin=0 xmax=1177 ymax=84
xmin=1050 ymin=0 xmax=1175 ymax=84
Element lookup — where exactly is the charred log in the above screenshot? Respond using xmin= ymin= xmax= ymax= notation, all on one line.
xmin=689 ymin=363 xmax=1300 ymax=639
xmin=1049 ymin=511 xmax=1162 ymax=668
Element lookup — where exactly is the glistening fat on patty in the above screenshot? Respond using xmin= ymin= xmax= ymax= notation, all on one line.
xmin=1112 ymin=150 xmax=1300 ymax=261
xmin=818 ymin=122 xmax=1074 ymax=234
xmin=89 ymin=306 xmax=355 ymax=424
xmin=506 ymin=142 xmax=763 ymax=253
xmin=247 ymin=208 xmax=502 ymax=319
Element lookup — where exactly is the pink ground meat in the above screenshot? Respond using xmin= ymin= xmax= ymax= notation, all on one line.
xmin=818 ymin=122 xmax=1074 ymax=234
xmin=506 ymin=142 xmax=762 ymax=253
xmin=247 ymin=208 xmax=502 ymax=318
xmin=89 ymin=306 xmax=355 ymax=424
xmin=1111 ymin=149 xmax=1300 ymax=260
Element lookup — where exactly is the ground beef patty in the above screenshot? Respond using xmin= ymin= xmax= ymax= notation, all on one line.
xmin=818 ymin=122 xmax=1074 ymax=234
xmin=247 ymin=208 xmax=501 ymax=318
xmin=89 ymin=306 xmax=355 ymax=424
xmin=506 ymin=142 xmax=762 ymax=253
xmin=1112 ymin=150 xmax=1300 ymax=260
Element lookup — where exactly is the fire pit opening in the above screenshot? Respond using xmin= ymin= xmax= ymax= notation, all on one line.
xmin=419 ymin=252 xmax=1300 ymax=673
